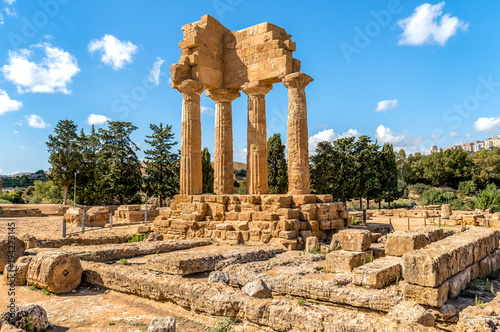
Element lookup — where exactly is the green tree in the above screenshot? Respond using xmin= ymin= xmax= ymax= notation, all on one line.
xmin=310 ymin=137 xmax=358 ymax=204
xmin=267 ymin=133 xmax=288 ymax=194
xmin=98 ymin=121 xmax=142 ymax=205
xmin=202 ymin=147 xmax=214 ymax=194
xmin=77 ymin=126 xmax=103 ymax=205
xmin=19 ymin=175 xmax=28 ymax=187
xmin=354 ymin=135 xmax=381 ymax=209
xmin=471 ymin=148 xmax=500 ymax=189
xmin=378 ymin=144 xmax=403 ymax=208
xmin=46 ymin=120 xmax=81 ymax=205
xmin=458 ymin=180 xmax=477 ymax=195
xmin=418 ymin=150 xmax=472 ymax=188
xmin=143 ymin=123 xmax=180 ymax=207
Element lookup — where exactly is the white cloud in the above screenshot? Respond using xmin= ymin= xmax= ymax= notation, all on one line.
xmin=15 ymin=120 xmax=22 ymax=126
xmin=0 ymin=12 xmax=3 ymax=25
xmin=473 ymin=116 xmax=500 ymax=133
xmin=449 ymin=131 xmax=461 ymax=138
xmin=26 ymin=114 xmax=49 ymax=129
xmin=5 ymin=6 xmax=16 ymax=17
xmin=375 ymin=125 xmax=423 ymax=152
xmin=201 ymin=106 xmax=214 ymax=116
xmin=4 ymin=0 xmax=16 ymax=5
xmin=465 ymin=132 xmax=472 ymax=138
xmin=88 ymin=35 xmax=138 ymax=70
xmin=234 ymin=147 xmax=247 ymax=161
xmin=87 ymin=114 xmax=110 ymax=125
xmin=18 ymin=145 xmax=30 ymax=151
xmin=397 ymin=2 xmax=468 ymax=46
xmin=0 ymin=89 xmax=22 ymax=115
xmin=375 ymin=99 xmax=398 ymax=113
xmin=308 ymin=128 xmax=361 ymax=155
xmin=148 ymin=57 xmax=164 ymax=85
xmin=12 ymin=130 xmax=18 ymax=134
xmin=1 ymin=43 xmax=80 ymax=94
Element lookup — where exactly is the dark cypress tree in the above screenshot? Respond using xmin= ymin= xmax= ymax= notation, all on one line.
xmin=267 ymin=133 xmax=288 ymax=194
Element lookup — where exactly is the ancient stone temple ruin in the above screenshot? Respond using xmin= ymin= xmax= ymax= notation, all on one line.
xmin=170 ymin=14 xmax=312 ymax=196
xmin=154 ymin=15 xmax=351 ymax=249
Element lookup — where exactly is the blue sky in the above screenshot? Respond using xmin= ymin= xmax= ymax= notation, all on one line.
xmin=1 ymin=0 xmax=500 ymax=175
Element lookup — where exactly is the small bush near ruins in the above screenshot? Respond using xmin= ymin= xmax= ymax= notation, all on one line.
xmin=128 ymin=233 xmax=148 ymax=243
xmin=476 ymin=184 xmax=500 ymax=212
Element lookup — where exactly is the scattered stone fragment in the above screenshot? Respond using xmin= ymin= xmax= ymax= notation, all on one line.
xmin=0 ymin=236 xmax=25 ymax=273
xmin=242 ymin=279 xmax=273 ymax=299
xmin=208 ymin=271 xmax=229 ymax=284
xmin=337 ymin=229 xmax=372 ymax=252
xmin=387 ymin=300 xmax=435 ymax=327
xmin=305 ymin=236 xmax=319 ymax=252
xmin=325 ymin=250 xmax=371 ymax=273
xmin=0 ymin=304 xmax=48 ymax=331
xmin=3 ymin=256 xmax=32 ymax=286
xmin=352 ymin=257 xmax=402 ymax=289
xmin=148 ymin=317 xmax=176 ymax=332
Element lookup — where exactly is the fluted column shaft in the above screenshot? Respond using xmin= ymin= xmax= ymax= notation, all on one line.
xmin=283 ymin=73 xmax=313 ymax=195
xmin=177 ymin=79 xmax=204 ymax=195
xmin=207 ymin=89 xmax=240 ymax=194
xmin=242 ymin=84 xmax=272 ymax=195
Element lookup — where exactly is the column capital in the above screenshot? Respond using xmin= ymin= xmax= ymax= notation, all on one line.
xmin=206 ymin=89 xmax=240 ymax=103
xmin=282 ymin=72 xmax=313 ymax=89
xmin=241 ymin=82 xmax=273 ymax=96
xmin=176 ymin=79 xmax=204 ymax=95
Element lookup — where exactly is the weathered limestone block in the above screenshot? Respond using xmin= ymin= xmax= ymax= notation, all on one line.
xmin=26 ymin=252 xmax=83 ymax=294
xmin=441 ymin=204 xmax=452 ymax=219
xmin=305 ymin=236 xmax=319 ymax=252
xmin=292 ymin=195 xmax=317 ymax=206
xmin=415 ymin=227 xmax=444 ymax=243
xmin=325 ymin=250 xmax=371 ymax=273
xmin=386 ymin=231 xmax=429 ymax=257
xmin=403 ymin=282 xmax=449 ymax=307
xmin=403 ymin=229 xmax=498 ymax=287
xmin=148 ymin=317 xmax=176 ymax=332
xmin=0 ymin=304 xmax=48 ymax=331
xmin=3 ymin=256 xmax=31 ymax=286
xmin=447 ymin=269 xmax=470 ymax=298
xmin=337 ymin=229 xmax=372 ymax=252
xmin=0 ymin=236 xmax=25 ymax=273
xmin=242 ymin=279 xmax=273 ymax=299
xmin=387 ymin=301 xmax=435 ymax=327
xmin=352 ymin=257 xmax=402 ymax=289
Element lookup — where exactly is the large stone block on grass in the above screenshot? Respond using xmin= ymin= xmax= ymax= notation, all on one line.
xmin=403 ymin=282 xmax=449 ymax=307
xmin=27 ymin=251 xmax=83 ymax=294
xmin=337 ymin=229 xmax=372 ymax=252
xmin=385 ymin=231 xmax=429 ymax=257
xmin=352 ymin=257 xmax=402 ymax=289
xmin=325 ymin=250 xmax=371 ymax=273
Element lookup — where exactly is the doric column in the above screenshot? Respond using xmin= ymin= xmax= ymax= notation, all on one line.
xmin=283 ymin=72 xmax=313 ymax=195
xmin=242 ymin=83 xmax=273 ymax=195
xmin=206 ymin=89 xmax=240 ymax=194
xmin=176 ymin=79 xmax=204 ymax=195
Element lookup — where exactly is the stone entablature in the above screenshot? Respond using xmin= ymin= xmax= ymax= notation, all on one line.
xmin=171 ymin=15 xmax=312 ymax=195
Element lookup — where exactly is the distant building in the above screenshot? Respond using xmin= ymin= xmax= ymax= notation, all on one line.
xmin=428 ymin=134 xmax=499 ymax=154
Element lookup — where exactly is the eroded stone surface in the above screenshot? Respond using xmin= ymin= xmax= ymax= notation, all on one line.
xmin=385 ymin=231 xmax=429 ymax=257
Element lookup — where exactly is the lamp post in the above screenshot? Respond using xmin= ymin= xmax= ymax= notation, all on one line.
xmin=73 ymin=170 xmax=79 ymax=207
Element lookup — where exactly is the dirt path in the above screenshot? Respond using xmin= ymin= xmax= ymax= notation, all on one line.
xmin=0 ymin=284 xmax=217 ymax=331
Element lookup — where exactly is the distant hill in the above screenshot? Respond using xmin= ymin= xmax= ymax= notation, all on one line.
xmin=233 ymin=162 xmax=246 ymax=170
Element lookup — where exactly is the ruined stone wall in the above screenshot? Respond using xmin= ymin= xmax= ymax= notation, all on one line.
xmin=154 ymin=194 xmax=349 ymax=250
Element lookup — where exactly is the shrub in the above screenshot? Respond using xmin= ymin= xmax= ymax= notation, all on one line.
xmin=476 ymin=184 xmax=500 ymax=212
xmin=410 ymin=183 xmax=430 ymax=195
xmin=458 ymin=180 xmax=477 ymax=195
